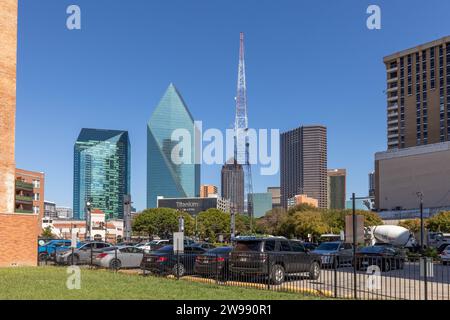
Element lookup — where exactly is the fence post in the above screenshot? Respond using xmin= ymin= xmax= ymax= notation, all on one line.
xmin=334 ymin=255 xmax=338 ymax=298
xmin=176 ymin=249 xmax=180 ymax=280
xmin=423 ymin=256 xmax=428 ymax=301
xmin=267 ymin=254 xmax=270 ymax=291
xmin=215 ymin=253 xmax=219 ymax=284
xmin=115 ymin=246 xmax=118 ymax=272
xmin=90 ymin=246 xmax=93 ymax=268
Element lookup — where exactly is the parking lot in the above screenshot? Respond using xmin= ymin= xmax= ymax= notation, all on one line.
xmin=38 ymin=237 xmax=450 ymax=300
xmin=276 ymin=263 xmax=450 ymax=300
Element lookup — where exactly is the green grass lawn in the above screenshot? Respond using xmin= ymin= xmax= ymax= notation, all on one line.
xmin=0 ymin=267 xmax=321 ymax=300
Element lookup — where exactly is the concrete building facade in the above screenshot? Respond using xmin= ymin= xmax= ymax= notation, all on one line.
xmin=375 ymin=141 xmax=450 ymax=211
xmin=267 ymin=187 xmax=281 ymax=208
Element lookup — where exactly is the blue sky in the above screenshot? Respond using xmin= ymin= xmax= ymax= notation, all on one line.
xmin=15 ymin=0 xmax=450 ymax=210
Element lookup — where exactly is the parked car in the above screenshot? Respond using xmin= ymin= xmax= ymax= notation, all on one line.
xmin=440 ymin=244 xmax=450 ymax=265
xmin=192 ymin=242 xmax=216 ymax=250
xmin=141 ymin=245 xmax=208 ymax=277
xmin=437 ymin=242 xmax=450 ymax=255
xmin=116 ymin=241 xmax=140 ymax=247
xmin=229 ymin=237 xmax=322 ymax=285
xmin=312 ymin=241 xmax=353 ymax=268
xmin=55 ymin=241 xmax=112 ymax=265
xmin=93 ymin=246 xmax=144 ymax=269
xmin=194 ymin=246 xmax=233 ymax=280
xmin=137 ymin=240 xmax=169 ymax=253
xmin=356 ymin=245 xmax=405 ymax=271
xmin=38 ymin=239 xmax=74 ymax=261
xmin=302 ymin=242 xmax=318 ymax=251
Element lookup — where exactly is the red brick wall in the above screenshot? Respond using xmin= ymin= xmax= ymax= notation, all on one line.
xmin=0 ymin=213 xmax=38 ymax=267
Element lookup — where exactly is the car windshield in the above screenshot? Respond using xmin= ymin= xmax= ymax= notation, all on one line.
xmin=235 ymin=241 xmax=262 ymax=252
xmin=316 ymin=242 xmax=340 ymax=251
xmin=359 ymin=246 xmax=385 ymax=254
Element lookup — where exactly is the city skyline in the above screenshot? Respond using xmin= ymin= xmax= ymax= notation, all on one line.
xmin=14 ymin=1 xmax=450 ymax=210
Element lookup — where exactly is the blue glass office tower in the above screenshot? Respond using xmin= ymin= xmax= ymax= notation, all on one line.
xmin=73 ymin=129 xmax=130 ymax=220
xmin=147 ymin=84 xmax=200 ymax=208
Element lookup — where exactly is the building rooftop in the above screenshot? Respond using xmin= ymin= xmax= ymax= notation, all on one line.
xmin=383 ymin=35 xmax=450 ymax=62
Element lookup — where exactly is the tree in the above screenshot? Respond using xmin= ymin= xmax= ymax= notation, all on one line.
xmin=279 ymin=211 xmax=328 ymax=240
xmin=40 ymin=226 xmax=54 ymax=239
xmin=398 ymin=219 xmax=421 ymax=233
xmin=132 ymin=208 xmax=194 ymax=238
xmin=197 ymin=209 xmax=230 ymax=241
xmin=426 ymin=211 xmax=450 ymax=232
xmin=255 ymin=207 xmax=288 ymax=235
xmin=235 ymin=214 xmax=251 ymax=235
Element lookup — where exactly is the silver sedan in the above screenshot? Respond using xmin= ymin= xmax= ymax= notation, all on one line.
xmin=93 ymin=246 xmax=144 ymax=269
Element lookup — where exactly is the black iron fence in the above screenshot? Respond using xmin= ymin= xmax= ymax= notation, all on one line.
xmin=39 ymin=250 xmax=450 ymax=300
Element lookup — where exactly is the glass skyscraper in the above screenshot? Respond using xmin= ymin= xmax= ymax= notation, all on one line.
xmin=73 ymin=129 xmax=130 ymax=220
xmin=147 ymin=83 xmax=200 ymax=208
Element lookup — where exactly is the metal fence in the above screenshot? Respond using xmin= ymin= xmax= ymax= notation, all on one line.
xmin=39 ymin=250 xmax=450 ymax=300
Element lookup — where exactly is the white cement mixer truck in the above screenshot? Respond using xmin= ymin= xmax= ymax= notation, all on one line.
xmin=365 ymin=225 xmax=417 ymax=249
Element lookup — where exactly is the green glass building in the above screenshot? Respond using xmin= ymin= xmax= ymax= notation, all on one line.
xmin=73 ymin=129 xmax=130 ymax=220
xmin=147 ymin=84 xmax=200 ymax=208
xmin=248 ymin=193 xmax=273 ymax=218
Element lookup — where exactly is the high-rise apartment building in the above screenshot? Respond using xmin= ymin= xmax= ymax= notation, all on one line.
xmin=327 ymin=169 xmax=346 ymax=210
xmin=73 ymin=128 xmax=130 ymax=220
xmin=200 ymin=185 xmax=218 ymax=198
xmin=147 ymin=83 xmax=200 ymax=208
xmin=384 ymin=36 xmax=450 ymax=150
xmin=221 ymin=159 xmax=245 ymax=214
xmin=280 ymin=125 xmax=327 ymax=208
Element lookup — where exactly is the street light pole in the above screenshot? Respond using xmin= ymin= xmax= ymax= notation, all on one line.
xmin=85 ymin=199 xmax=92 ymax=241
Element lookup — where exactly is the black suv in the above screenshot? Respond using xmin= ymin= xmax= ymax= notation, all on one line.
xmin=229 ymin=237 xmax=321 ymax=285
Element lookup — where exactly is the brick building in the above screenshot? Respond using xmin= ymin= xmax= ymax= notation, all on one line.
xmin=0 ymin=0 xmax=40 ymax=267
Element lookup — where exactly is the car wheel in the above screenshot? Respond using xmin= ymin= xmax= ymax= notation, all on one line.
xmin=309 ymin=262 xmax=321 ymax=280
xmin=270 ymin=264 xmax=285 ymax=285
xmin=109 ymin=259 xmax=121 ymax=270
xmin=38 ymin=253 xmax=49 ymax=262
xmin=173 ymin=263 xmax=186 ymax=277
